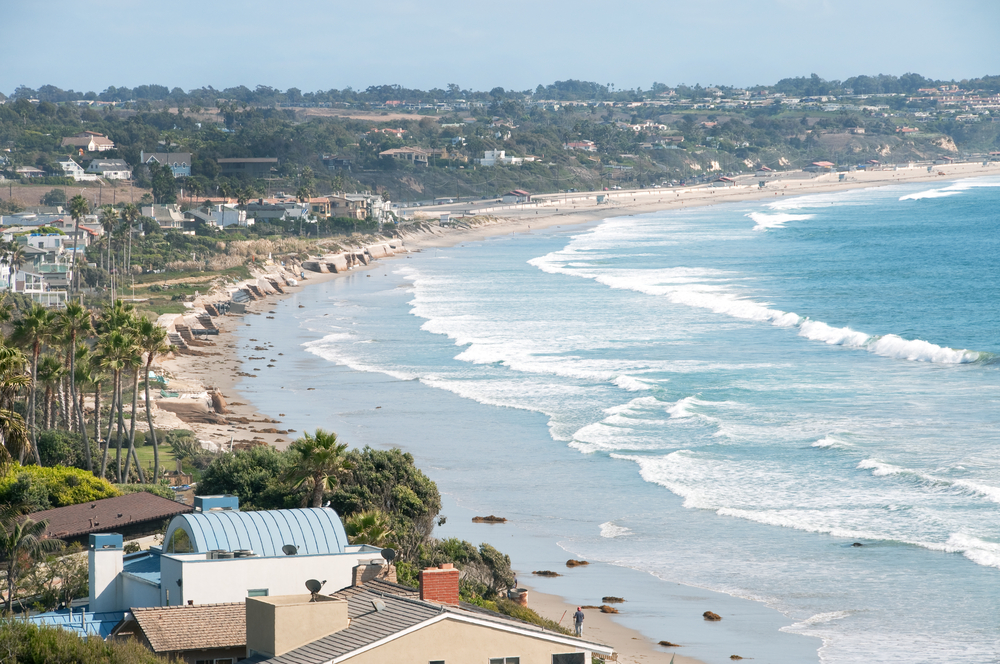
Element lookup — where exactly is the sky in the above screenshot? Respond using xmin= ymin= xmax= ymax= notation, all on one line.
xmin=6 ymin=0 xmax=1000 ymax=95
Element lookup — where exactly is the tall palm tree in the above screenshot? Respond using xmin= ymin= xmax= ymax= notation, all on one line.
xmin=3 ymin=242 xmax=26 ymax=293
xmin=57 ymin=302 xmax=94 ymax=472
xmin=120 ymin=203 xmax=139 ymax=284
xmin=99 ymin=204 xmax=117 ymax=275
xmin=0 ymin=344 xmax=30 ymax=474
xmin=120 ymin=337 xmax=145 ymax=484
xmin=36 ymin=355 xmax=63 ymax=430
xmin=96 ymin=329 xmax=130 ymax=481
xmin=0 ymin=514 xmax=63 ymax=614
xmin=136 ymin=317 xmax=170 ymax=481
xmin=11 ymin=304 xmax=52 ymax=465
xmin=284 ymin=429 xmax=354 ymax=508
xmin=68 ymin=194 xmax=89 ymax=293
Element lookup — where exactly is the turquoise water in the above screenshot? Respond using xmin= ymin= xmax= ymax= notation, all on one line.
xmin=236 ymin=176 xmax=1000 ymax=663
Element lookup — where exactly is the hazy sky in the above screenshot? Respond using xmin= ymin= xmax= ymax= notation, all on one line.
xmin=6 ymin=0 xmax=1000 ymax=95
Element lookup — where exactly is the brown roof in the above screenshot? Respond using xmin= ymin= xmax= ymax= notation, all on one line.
xmin=129 ymin=603 xmax=246 ymax=652
xmin=31 ymin=492 xmax=193 ymax=539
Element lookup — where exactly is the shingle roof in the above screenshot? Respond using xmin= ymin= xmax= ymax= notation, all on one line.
xmin=129 ymin=602 xmax=246 ymax=653
xmin=30 ymin=492 xmax=192 ymax=539
xmin=243 ymin=584 xmax=611 ymax=664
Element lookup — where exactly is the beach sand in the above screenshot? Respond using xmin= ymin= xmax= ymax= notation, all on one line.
xmin=152 ymin=162 xmax=1000 ymax=662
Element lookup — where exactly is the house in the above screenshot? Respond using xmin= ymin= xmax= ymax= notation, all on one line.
xmin=58 ymin=158 xmax=101 ymax=182
xmin=479 ymin=150 xmax=523 ymax=166
xmin=896 ymin=126 xmax=919 ymax=134
xmin=111 ymin=602 xmax=246 ymax=664
xmin=562 ymin=140 xmax=597 ymax=152
xmin=29 ymin=493 xmax=193 ymax=547
xmin=217 ymin=158 xmax=278 ymax=178
xmin=81 ymin=496 xmax=386 ymax=614
xmin=308 ymin=198 xmax=331 ymax=216
xmin=15 ymin=166 xmax=46 ymax=178
xmin=185 ymin=204 xmax=247 ymax=229
xmin=240 ymin=567 xmax=613 ymax=664
xmin=501 ymin=189 xmax=531 ymax=204
xmin=379 ymin=147 xmax=430 ymax=166
xmin=142 ymin=204 xmax=186 ymax=230
xmin=321 ymin=155 xmax=353 ymax=171
xmin=329 ymin=194 xmax=370 ymax=220
xmin=804 ymin=161 xmax=835 ymax=172
xmin=711 ymin=176 xmax=737 ymax=187
xmin=87 ymin=159 xmax=132 ymax=180
xmin=61 ymin=131 xmax=115 ymax=152
xmin=755 ymin=165 xmax=774 ymax=177
xmin=140 ymin=152 xmax=192 ymax=178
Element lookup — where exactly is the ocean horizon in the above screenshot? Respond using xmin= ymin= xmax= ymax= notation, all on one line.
xmin=235 ymin=175 xmax=1000 ymax=663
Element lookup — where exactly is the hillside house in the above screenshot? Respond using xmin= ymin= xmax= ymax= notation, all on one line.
xmin=87 ymin=159 xmax=132 ymax=180
xmin=61 ymin=131 xmax=115 ymax=152
xmin=379 ymin=147 xmax=430 ymax=166
xmin=140 ymin=151 xmax=192 ymax=178
xmin=58 ymin=158 xmax=100 ymax=182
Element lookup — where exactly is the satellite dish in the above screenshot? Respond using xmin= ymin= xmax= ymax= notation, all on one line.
xmin=282 ymin=544 xmax=298 ymax=556
xmin=305 ymin=579 xmax=325 ymax=594
xmin=371 ymin=599 xmax=386 ymax=613
xmin=381 ymin=548 xmax=396 ymax=563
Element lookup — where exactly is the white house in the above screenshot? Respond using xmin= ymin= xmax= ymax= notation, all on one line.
xmin=58 ymin=158 xmax=100 ymax=182
xmin=479 ymin=150 xmax=523 ymax=166
xmin=87 ymin=496 xmax=386 ymax=614
xmin=60 ymin=131 xmax=115 ymax=152
xmin=86 ymin=159 xmax=132 ymax=180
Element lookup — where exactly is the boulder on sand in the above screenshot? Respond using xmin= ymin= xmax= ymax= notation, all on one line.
xmin=703 ymin=611 xmax=722 ymax=621
xmin=566 ymin=559 xmax=589 ymax=567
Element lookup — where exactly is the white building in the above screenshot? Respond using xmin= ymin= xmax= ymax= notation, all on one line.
xmin=88 ymin=496 xmax=386 ymax=614
xmin=479 ymin=150 xmax=523 ymax=166
xmin=58 ymin=158 xmax=100 ymax=182
xmin=86 ymin=159 xmax=132 ymax=180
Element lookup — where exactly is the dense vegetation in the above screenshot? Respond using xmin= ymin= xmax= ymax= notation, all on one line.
xmin=0 ymin=618 xmax=166 ymax=663
xmin=3 ymin=72 xmax=998 ymax=206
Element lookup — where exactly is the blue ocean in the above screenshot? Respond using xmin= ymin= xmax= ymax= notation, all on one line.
xmin=236 ymin=176 xmax=1000 ymax=663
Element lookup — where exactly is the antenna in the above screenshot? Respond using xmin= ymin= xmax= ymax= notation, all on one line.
xmin=371 ymin=598 xmax=386 ymax=613
xmin=305 ymin=578 xmax=326 ymax=601
xmin=381 ymin=548 xmax=396 ymax=563
xmin=282 ymin=544 xmax=298 ymax=556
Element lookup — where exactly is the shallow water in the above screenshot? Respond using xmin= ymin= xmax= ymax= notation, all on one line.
xmin=236 ymin=176 xmax=1000 ymax=663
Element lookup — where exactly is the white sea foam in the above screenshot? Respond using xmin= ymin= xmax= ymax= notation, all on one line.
xmin=952 ymin=479 xmax=1000 ymax=504
xmin=613 ymin=375 xmax=655 ymax=391
xmin=812 ymin=436 xmax=852 ymax=450
xmin=867 ymin=334 xmax=979 ymax=363
xmin=899 ymin=188 xmax=962 ymax=201
xmin=746 ymin=211 xmax=815 ymax=231
xmin=599 ymin=521 xmax=633 ymax=538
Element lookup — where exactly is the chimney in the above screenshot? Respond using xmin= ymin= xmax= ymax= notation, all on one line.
xmin=88 ymin=533 xmax=123 ymax=613
xmin=246 ymin=594 xmax=349 ymax=658
xmin=352 ymin=560 xmax=398 ymax=586
xmin=419 ymin=564 xmax=460 ymax=605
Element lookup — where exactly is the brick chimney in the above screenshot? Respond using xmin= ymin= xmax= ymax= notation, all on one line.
xmin=419 ymin=563 xmax=460 ymax=605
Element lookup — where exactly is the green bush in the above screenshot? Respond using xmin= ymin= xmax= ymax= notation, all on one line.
xmin=0 ymin=464 xmax=120 ymax=511
xmin=0 ymin=619 xmax=166 ymax=664
xmin=36 ymin=430 xmax=100 ymax=469
xmin=494 ymin=598 xmax=573 ymax=635
xmin=116 ymin=484 xmax=176 ymax=500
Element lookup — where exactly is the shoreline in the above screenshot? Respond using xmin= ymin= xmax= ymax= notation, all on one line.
xmin=153 ymin=165 xmax=1000 ymax=661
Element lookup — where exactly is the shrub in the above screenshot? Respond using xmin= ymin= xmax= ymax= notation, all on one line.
xmin=0 ymin=618 xmax=166 ymax=664
xmin=0 ymin=464 xmax=120 ymax=511
xmin=116 ymin=484 xmax=176 ymax=500
xmin=36 ymin=431 xmax=99 ymax=469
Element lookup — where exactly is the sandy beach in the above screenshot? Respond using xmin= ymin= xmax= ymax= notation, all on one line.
xmin=150 ymin=161 xmax=1000 ymax=662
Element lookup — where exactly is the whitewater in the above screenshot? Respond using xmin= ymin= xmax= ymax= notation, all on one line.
xmin=241 ymin=176 xmax=1000 ymax=663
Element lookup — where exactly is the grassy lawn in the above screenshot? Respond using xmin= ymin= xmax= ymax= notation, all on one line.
xmin=131 ymin=440 xmax=179 ymax=476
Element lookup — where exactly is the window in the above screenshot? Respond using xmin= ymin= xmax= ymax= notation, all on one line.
xmin=166 ymin=528 xmax=193 ymax=553
xmin=489 ymin=659 xmax=518 ymax=664
xmin=552 ymin=655 xmax=585 ymax=664
xmin=430 ymin=661 xmax=445 ymax=664
xmin=247 ymin=589 xmax=269 ymax=597
xmin=215 ymin=659 xmax=234 ymax=664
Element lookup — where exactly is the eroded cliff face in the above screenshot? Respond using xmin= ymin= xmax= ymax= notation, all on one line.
xmin=934 ymin=136 xmax=959 ymax=152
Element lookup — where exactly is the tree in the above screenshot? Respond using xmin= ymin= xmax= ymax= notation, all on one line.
xmin=136 ymin=317 xmax=170 ymax=481
xmin=284 ymin=429 xmax=353 ymax=508
xmin=0 ymin=344 xmax=30 ymax=474
xmin=98 ymin=204 xmax=117 ymax=275
xmin=36 ymin=355 xmax=63 ymax=430
xmin=40 ymin=188 xmax=67 ymax=207
xmin=67 ymin=195 xmax=89 ymax=293
xmin=198 ymin=445 xmax=297 ymax=511
xmin=11 ymin=304 xmax=52 ymax=465
xmin=344 ymin=509 xmax=393 ymax=548
xmin=150 ymin=163 xmax=177 ymax=204
xmin=0 ymin=512 xmax=63 ymax=613
xmin=57 ymin=303 xmax=94 ymax=473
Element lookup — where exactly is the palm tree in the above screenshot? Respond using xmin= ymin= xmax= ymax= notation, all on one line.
xmin=2 ymin=242 xmax=26 ymax=293
xmin=99 ymin=204 xmax=117 ymax=275
xmin=344 ymin=509 xmax=393 ymax=548
xmin=68 ymin=194 xmax=89 ymax=293
xmin=0 ymin=514 xmax=63 ymax=614
xmin=120 ymin=337 xmax=146 ymax=484
xmin=119 ymin=204 xmax=139 ymax=295
xmin=36 ymin=355 xmax=63 ymax=430
xmin=284 ymin=429 xmax=354 ymax=508
xmin=136 ymin=317 xmax=170 ymax=481
xmin=57 ymin=302 xmax=94 ymax=472
xmin=11 ymin=304 xmax=52 ymax=465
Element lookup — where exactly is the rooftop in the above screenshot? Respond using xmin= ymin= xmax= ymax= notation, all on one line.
xmin=30 ymin=492 xmax=193 ymax=540
xmin=125 ymin=602 xmax=246 ymax=653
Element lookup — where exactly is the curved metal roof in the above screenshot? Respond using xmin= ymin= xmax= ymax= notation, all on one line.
xmin=164 ymin=508 xmax=350 ymax=557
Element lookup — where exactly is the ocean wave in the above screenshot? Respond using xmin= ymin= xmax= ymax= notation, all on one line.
xmin=746 ymin=211 xmax=815 ymax=231
xmin=781 ymin=610 xmax=853 ymax=632
xmin=532 ymin=249 xmax=983 ymax=366
xmin=899 ymin=188 xmax=963 ymax=201
xmin=811 ymin=436 xmax=853 ymax=450
xmin=599 ymin=521 xmax=633 ymax=538
xmin=613 ymin=375 xmax=655 ymax=391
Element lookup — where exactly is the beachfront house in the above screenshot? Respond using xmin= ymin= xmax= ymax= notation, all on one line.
xmin=502 ymin=189 xmax=532 ymax=203
xmin=58 ymin=158 xmax=101 ymax=182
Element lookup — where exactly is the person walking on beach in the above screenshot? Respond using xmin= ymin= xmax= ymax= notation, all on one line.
xmin=574 ymin=607 xmax=584 ymax=636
